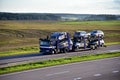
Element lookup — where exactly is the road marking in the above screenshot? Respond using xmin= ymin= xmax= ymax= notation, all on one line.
xmin=108 ymin=50 xmax=120 ymax=52
xmin=94 ymin=74 xmax=102 ymax=77
xmin=112 ymin=70 xmax=119 ymax=73
xmin=46 ymin=71 xmax=69 ymax=76
xmin=74 ymin=77 xmax=82 ymax=80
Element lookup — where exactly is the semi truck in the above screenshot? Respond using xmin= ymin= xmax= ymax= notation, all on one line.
xmin=39 ymin=30 xmax=105 ymax=54
xmin=40 ymin=32 xmax=73 ymax=54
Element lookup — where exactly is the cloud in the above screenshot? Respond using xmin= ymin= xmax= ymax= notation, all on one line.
xmin=0 ymin=0 xmax=119 ymax=14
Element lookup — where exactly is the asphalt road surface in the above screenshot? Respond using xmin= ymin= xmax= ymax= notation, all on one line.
xmin=0 ymin=57 xmax=120 ymax=80
xmin=0 ymin=44 xmax=120 ymax=68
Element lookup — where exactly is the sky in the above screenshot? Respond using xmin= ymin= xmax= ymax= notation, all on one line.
xmin=0 ymin=0 xmax=120 ymax=14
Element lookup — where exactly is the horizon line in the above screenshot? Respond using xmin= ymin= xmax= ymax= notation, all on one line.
xmin=0 ymin=12 xmax=120 ymax=15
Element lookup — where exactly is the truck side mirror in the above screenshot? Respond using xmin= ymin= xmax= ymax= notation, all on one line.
xmin=47 ymin=36 xmax=49 ymax=39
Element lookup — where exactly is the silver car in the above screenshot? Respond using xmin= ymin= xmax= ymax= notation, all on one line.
xmin=74 ymin=31 xmax=90 ymax=38
xmin=90 ymin=30 xmax=104 ymax=37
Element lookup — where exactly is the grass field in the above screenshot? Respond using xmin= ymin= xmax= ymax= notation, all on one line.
xmin=0 ymin=52 xmax=120 ymax=74
xmin=0 ymin=20 xmax=120 ymax=56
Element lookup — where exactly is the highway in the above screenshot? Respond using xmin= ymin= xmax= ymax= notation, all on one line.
xmin=0 ymin=44 xmax=120 ymax=67
xmin=0 ymin=57 xmax=120 ymax=80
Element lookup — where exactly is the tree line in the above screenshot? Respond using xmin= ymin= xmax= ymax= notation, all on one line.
xmin=0 ymin=12 xmax=119 ymax=21
xmin=0 ymin=12 xmax=61 ymax=20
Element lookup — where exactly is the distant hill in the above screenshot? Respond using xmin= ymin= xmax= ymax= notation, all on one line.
xmin=55 ymin=14 xmax=120 ymax=21
xmin=0 ymin=12 xmax=120 ymax=21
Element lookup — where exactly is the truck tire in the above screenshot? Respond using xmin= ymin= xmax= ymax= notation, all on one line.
xmin=51 ymin=50 xmax=56 ymax=54
xmin=72 ymin=48 xmax=75 ymax=52
xmin=72 ymin=46 xmax=76 ymax=52
xmin=91 ymin=45 xmax=96 ymax=50
xmin=63 ymin=48 xmax=68 ymax=53
xmin=95 ymin=43 xmax=98 ymax=49
xmin=101 ymin=35 xmax=104 ymax=39
xmin=72 ymin=46 xmax=78 ymax=52
xmin=76 ymin=46 xmax=79 ymax=50
xmin=101 ymin=43 xmax=104 ymax=47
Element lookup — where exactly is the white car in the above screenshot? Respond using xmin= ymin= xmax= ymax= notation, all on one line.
xmin=74 ymin=31 xmax=90 ymax=38
xmin=90 ymin=30 xmax=104 ymax=37
xmin=89 ymin=39 xmax=105 ymax=50
xmin=50 ymin=32 xmax=67 ymax=40
xmin=95 ymin=39 xmax=105 ymax=46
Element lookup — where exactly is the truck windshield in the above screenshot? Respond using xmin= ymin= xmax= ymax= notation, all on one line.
xmin=50 ymin=36 xmax=57 ymax=40
xmin=40 ymin=41 xmax=50 ymax=46
xmin=75 ymin=32 xmax=80 ymax=36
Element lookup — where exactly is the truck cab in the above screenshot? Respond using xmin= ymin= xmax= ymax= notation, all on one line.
xmin=40 ymin=32 xmax=73 ymax=54
xmin=40 ymin=39 xmax=56 ymax=54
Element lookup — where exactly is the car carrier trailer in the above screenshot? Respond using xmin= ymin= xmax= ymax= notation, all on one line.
xmin=72 ymin=30 xmax=105 ymax=51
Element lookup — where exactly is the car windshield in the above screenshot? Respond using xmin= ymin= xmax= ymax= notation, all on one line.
xmin=75 ymin=32 xmax=80 ymax=35
xmin=90 ymin=39 xmax=98 ymax=43
xmin=40 ymin=41 xmax=50 ymax=46
xmin=75 ymin=32 xmax=86 ymax=35
xmin=91 ymin=31 xmax=97 ymax=33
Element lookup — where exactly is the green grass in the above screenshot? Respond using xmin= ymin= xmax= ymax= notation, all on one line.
xmin=106 ymin=42 xmax=120 ymax=45
xmin=0 ymin=46 xmax=39 ymax=56
xmin=0 ymin=20 xmax=120 ymax=56
xmin=60 ymin=20 xmax=120 ymax=26
xmin=0 ymin=52 xmax=120 ymax=74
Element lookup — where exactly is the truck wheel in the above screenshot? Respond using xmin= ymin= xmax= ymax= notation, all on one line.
xmin=56 ymin=49 xmax=59 ymax=54
xmin=76 ymin=46 xmax=79 ymax=50
xmin=72 ymin=46 xmax=76 ymax=52
xmin=95 ymin=44 xmax=98 ymax=49
xmin=51 ymin=50 xmax=55 ymax=54
xmin=72 ymin=48 xmax=75 ymax=52
xmin=101 ymin=35 xmax=104 ymax=39
xmin=101 ymin=43 xmax=104 ymax=47
xmin=91 ymin=45 xmax=95 ymax=50
xmin=63 ymin=48 xmax=68 ymax=53
xmin=74 ymin=46 xmax=79 ymax=51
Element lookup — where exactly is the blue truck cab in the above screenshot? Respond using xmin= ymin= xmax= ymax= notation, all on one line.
xmin=40 ymin=32 xmax=73 ymax=54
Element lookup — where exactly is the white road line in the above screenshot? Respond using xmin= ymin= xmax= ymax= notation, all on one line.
xmin=112 ymin=70 xmax=119 ymax=73
xmin=46 ymin=71 xmax=69 ymax=76
xmin=74 ymin=77 xmax=82 ymax=80
xmin=94 ymin=74 xmax=102 ymax=77
xmin=108 ymin=50 xmax=120 ymax=52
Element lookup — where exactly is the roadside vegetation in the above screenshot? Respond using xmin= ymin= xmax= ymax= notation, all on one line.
xmin=0 ymin=20 xmax=120 ymax=56
xmin=0 ymin=52 xmax=120 ymax=74
xmin=0 ymin=46 xmax=39 ymax=56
